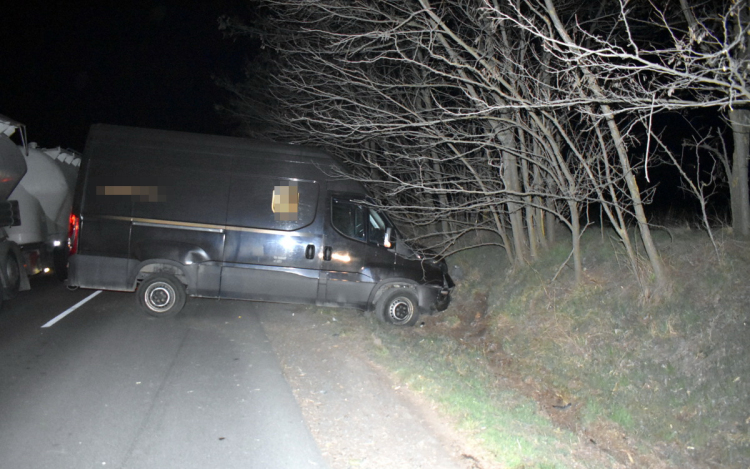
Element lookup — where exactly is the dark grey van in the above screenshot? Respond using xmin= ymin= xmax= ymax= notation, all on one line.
xmin=67 ymin=125 xmax=453 ymax=325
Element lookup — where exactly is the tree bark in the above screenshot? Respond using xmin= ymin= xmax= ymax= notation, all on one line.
xmin=569 ymin=200 xmax=582 ymax=284
xmin=729 ymin=109 xmax=750 ymax=237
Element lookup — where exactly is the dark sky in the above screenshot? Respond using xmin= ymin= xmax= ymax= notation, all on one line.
xmin=2 ymin=1 xmax=252 ymax=152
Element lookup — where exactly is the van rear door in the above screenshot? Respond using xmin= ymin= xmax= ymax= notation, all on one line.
xmin=73 ymin=152 xmax=133 ymax=290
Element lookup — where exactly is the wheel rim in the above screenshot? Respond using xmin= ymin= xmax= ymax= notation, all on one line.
xmin=388 ymin=297 xmax=414 ymax=324
xmin=144 ymin=282 xmax=175 ymax=313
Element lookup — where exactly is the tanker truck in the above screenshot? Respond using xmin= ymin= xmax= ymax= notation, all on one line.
xmin=0 ymin=114 xmax=31 ymax=303
xmin=0 ymin=114 xmax=80 ymax=302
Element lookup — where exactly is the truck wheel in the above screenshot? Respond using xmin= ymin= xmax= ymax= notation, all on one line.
xmin=376 ymin=288 xmax=420 ymax=326
xmin=137 ymin=274 xmax=186 ymax=318
xmin=2 ymin=253 xmax=21 ymax=300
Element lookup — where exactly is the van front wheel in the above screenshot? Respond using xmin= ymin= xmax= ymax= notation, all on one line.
xmin=376 ymin=288 xmax=420 ymax=326
xmin=137 ymin=274 xmax=186 ymax=318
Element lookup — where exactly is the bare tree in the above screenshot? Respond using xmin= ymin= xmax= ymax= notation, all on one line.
xmin=224 ymin=0 xmax=750 ymax=290
xmin=678 ymin=0 xmax=750 ymax=237
xmin=221 ymin=0 xmax=586 ymax=272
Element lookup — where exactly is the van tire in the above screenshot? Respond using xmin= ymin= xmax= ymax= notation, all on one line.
xmin=2 ymin=252 xmax=21 ymax=300
xmin=376 ymin=288 xmax=420 ymax=326
xmin=137 ymin=274 xmax=186 ymax=318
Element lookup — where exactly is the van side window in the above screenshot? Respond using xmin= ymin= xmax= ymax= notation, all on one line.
xmin=332 ymin=199 xmax=392 ymax=246
xmin=331 ymin=199 xmax=366 ymax=241
xmin=227 ymin=175 xmax=318 ymax=230
xmin=368 ymin=210 xmax=388 ymax=246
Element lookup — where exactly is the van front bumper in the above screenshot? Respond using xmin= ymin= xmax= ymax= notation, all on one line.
xmin=435 ymin=287 xmax=451 ymax=311
xmin=417 ymin=283 xmax=452 ymax=314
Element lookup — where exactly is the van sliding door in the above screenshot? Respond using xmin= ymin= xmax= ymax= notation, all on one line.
xmin=219 ymin=167 xmax=322 ymax=303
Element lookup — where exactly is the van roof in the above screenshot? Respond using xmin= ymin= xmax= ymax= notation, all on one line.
xmin=86 ymin=124 xmax=335 ymax=163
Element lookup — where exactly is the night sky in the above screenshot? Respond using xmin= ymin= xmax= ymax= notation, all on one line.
xmin=2 ymin=1 xmax=252 ymax=152
xmin=0 ymin=1 xmax=724 ymax=217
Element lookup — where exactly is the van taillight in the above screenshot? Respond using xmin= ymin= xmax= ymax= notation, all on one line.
xmin=68 ymin=213 xmax=80 ymax=255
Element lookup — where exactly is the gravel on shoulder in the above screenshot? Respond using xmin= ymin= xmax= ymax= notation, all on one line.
xmin=259 ymin=305 xmax=489 ymax=469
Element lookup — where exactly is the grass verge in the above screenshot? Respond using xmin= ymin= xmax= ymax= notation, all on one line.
xmin=363 ymin=227 xmax=750 ymax=469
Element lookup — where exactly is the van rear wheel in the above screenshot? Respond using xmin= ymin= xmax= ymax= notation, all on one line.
xmin=137 ymin=274 xmax=186 ymax=317
xmin=376 ymin=288 xmax=420 ymax=326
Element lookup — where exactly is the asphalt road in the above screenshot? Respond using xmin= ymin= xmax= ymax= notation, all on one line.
xmin=0 ymin=276 xmax=327 ymax=469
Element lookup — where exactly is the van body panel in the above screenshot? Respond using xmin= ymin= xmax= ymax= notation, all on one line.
xmin=68 ymin=125 xmax=453 ymax=316
xmin=78 ymin=216 xmax=131 ymax=259
xmin=220 ymin=264 xmax=320 ymax=303
xmin=130 ymin=225 xmax=224 ymax=265
xmin=193 ymin=263 xmax=222 ymax=297
xmin=220 ymin=227 xmax=323 ymax=302
xmin=220 ymin=162 xmax=325 ymax=301
xmin=129 ymin=222 xmax=225 ymax=297
xmin=68 ymin=254 xmax=131 ymax=291
xmin=318 ymin=270 xmax=375 ymax=308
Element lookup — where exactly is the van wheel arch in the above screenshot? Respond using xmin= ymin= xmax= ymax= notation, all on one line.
xmin=369 ymin=280 xmax=421 ymax=323
xmin=368 ymin=279 xmax=419 ymax=309
xmin=131 ymin=260 xmax=191 ymax=292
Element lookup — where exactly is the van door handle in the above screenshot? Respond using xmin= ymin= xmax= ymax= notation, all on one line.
xmin=305 ymin=244 xmax=315 ymax=259
xmin=323 ymin=246 xmax=332 ymax=261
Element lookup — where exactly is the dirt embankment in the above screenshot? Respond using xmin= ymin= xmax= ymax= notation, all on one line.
xmin=259 ymin=230 xmax=750 ymax=469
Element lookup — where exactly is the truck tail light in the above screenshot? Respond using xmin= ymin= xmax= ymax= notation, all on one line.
xmin=68 ymin=213 xmax=80 ymax=255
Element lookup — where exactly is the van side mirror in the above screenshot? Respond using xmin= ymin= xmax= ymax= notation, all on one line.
xmin=384 ymin=227 xmax=393 ymax=248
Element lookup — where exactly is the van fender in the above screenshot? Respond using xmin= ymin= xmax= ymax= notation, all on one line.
xmin=128 ymin=259 xmax=195 ymax=292
xmin=130 ymin=241 xmax=212 ymax=268
xmin=367 ymin=278 xmax=421 ymax=312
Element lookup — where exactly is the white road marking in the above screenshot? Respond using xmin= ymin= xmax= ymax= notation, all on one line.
xmin=41 ymin=290 xmax=103 ymax=328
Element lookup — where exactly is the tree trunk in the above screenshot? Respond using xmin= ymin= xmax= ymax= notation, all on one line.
xmin=432 ymin=158 xmax=453 ymax=241
xmin=603 ymin=106 xmax=668 ymax=290
xmin=729 ymin=109 xmax=750 ymax=237
xmin=494 ymin=118 xmax=527 ymax=266
xmin=456 ymin=148 xmax=515 ymax=264
xmin=681 ymin=0 xmax=750 ymax=237
xmin=544 ymin=0 xmax=668 ymax=292
xmin=569 ymin=200 xmax=582 ymax=284
xmin=504 ymin=150 xmax=528 ymax=266
xmin=533 ymin=163 xmax=548 ymax=250
xmin=518 ymin=123 xmax=539 ymax=259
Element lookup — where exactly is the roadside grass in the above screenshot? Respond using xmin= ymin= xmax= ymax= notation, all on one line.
xmin=370 ymin=329 xmax=590 ymax=469
xmin=364 ymin=227 xmax=750 ymax=469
